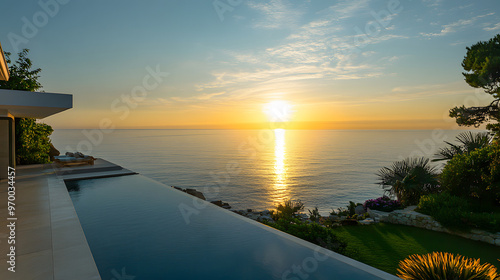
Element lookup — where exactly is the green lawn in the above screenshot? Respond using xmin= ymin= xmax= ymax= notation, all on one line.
xmin=331 ymin=223 xmax=500 ymax=275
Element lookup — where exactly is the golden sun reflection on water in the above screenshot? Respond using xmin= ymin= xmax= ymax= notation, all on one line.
xmin=272 ymin=128 xmax=289 ymax=205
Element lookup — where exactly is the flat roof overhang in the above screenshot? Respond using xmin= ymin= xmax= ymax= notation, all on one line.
xmin=0 ymin=42 xmax=9 ymax=81
xmin=0 ymin=89 xmax=72 ymax=119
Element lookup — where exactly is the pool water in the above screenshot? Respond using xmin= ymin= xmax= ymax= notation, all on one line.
xmin=67 ymin=175 xmax=397 ymax=279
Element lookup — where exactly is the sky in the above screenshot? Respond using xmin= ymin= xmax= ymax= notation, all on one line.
xmin=1 ymin=0 xmax=499 ymax=129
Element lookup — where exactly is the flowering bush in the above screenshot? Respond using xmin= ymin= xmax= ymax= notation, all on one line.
xmin=364 ymin=196 xmax=402 ymax=212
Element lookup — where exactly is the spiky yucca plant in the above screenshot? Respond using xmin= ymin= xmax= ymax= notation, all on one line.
xmin=397 ymin=252 xmax=499 ymax=280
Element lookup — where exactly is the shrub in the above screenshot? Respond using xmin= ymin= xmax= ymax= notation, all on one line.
xmin=267 ymin=200 xmax=347 ymax=254
xmin=418 ymin=193 xmax=469 ymax=214
xmin=15 ymin=118 xmax=54 ymax=164
xmin=330 ymin=201 xmax=363 ymax=218
xmin=331 ymin=207 xmax=350 ymax=217
xmin=397 ymin=252 xmax=499 ymax=280
xmin=377 ymin=157 xmax=439 ymax=205
xmin=272 ymin=199 xmax=304 ymax=221
xmin=417 ymin=193 xmax=500 ymax=232
xmin=308 ymin=207 xmax=321 ymax=222
xmin=466 ymin=212 xmax=500 ymax=233
xmin=440 ymin=143 xmax=500 ymax=207
xmin=269 ymin=219 xmax=348 ymax=254
xmin=347 ymin=201 xmax=360 ymax=216
xmin=417 ymin=193 xmax=470 ymax=231
xmin=364 ymin=196 xmax=403 ymax=212
xmin=340 ymin=219 xmax=358 ymax=226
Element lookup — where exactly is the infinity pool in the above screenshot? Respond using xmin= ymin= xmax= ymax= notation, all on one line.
xmin=66 ymin=174 xmax=398 ymax=279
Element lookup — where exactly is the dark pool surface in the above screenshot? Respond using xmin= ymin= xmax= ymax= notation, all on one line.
xmin=66 ymin=175 xmax=397 ymax=280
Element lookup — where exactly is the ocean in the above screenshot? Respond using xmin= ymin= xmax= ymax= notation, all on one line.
xmin=51 ymin=129 xmax=472 ymax=215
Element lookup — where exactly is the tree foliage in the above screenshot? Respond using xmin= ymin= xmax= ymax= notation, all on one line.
xmin=449 ymin=34 xmax=500 ymax=137
xmin=0 ymin=49 xmax=42 ymax=91
xmin=0 ymin=49 xmax=53 ymax=164
xmin=462 ymin=34 xmax=500 ymax=97
xmin=15 ymin=118 xmax=53 ymax=164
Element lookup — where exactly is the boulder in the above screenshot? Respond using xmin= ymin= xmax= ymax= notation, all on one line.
xmin=258 ymin=215 xmax=274 ymax=222
xmin=211 ymin=200 xmax=223 ymax=207
xmin=359 ymin=218 xmax=374 ymax=225
xmin=355 ymin=205 xmax=365 ymax=215
xmin=185 ymin=188 xmax=206 ymax=200
xmin=248 ymin=213 xmax=260 ymax=220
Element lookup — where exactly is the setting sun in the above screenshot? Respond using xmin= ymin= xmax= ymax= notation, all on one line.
xmin=263 ymin=101 xmax=294 ymax=122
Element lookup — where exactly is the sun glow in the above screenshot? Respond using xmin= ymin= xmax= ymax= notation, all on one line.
xmin=263 ymin=100 xmax=294 ymax=122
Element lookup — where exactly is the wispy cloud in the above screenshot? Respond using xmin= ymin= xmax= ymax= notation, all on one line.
xmin=302 ymin=81 xmax=473 ymax=107
xmin=484 ymin=22 xmax=500 ymax=31
xmin=318 ymin=0 xmax=371 ymax=20
xmin=192 ymin=0 xmax=407 ymax=105
xmin=195 ymin=91 xmax=226 ymax=100
xmin=150 ymin=92 xmax=227 ymax=107
xmin=421 ymin=12 xmax=495 ymax=37
xmin=450 ymin=40 xmax=466 ymax=46
xmin=246 ymin=0 xmax=305 ymax=29
xmin=388 ymin=82 xmax=473 ymax=101
xmin=422 ymin=0 xmax=444 ymax=8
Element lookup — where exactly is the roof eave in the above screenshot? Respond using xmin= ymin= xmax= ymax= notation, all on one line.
xmin=0 ymin=42 xmax=10 ymax=81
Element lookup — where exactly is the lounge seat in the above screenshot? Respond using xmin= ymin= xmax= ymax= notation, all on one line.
xmin=54 ymin=153 xmax=96 ymax=167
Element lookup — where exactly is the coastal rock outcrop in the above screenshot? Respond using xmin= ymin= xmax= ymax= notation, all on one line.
xmin=210 ymin=200 xmax=231 ymax=209
xmin=171 ymin=186 xmax=206 ymax=201
xmin=169 ymin=186 xmax=379 ymax=228
xmin=185 ymin=188 xmax=206 ymax=200
xmin=170 ymin=186 xmax=235 ymax=209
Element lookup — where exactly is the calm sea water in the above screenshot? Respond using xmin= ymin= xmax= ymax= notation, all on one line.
xmin=51 ymin=129 xmax=472 ymax=215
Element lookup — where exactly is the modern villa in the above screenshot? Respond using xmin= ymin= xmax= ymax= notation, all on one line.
xmin=0 ymin=42 xmax=72 ymax=180
xmin=0 ymin=43 xmax=401 ymax=279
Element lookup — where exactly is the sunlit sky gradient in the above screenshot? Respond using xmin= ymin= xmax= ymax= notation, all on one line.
xmin=1 ymin=0 xmax=499 ymax=129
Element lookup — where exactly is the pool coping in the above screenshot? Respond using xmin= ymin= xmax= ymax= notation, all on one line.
xmin=48 ymin=158 xmax=138 ymax=279
xmin=0 ymin=159 xmax=136 ymax=280
xmin=48 ymin=173 xmax=101 ymax=280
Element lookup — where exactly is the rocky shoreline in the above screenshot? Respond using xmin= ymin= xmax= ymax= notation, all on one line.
xmin=171 ymin=186 xmax=500 ymax=247
xmin=171 ymin=186 xmax=375 ymax=225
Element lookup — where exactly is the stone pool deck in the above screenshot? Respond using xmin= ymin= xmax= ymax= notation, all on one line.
xmin=0 ymin=159 xmax=136 ymax=280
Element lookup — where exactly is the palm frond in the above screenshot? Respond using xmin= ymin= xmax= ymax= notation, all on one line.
xmin=433 ymin=132 xmax=492 ymax=162
xmin=376 ymin=157 xmax=438 ymax=204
